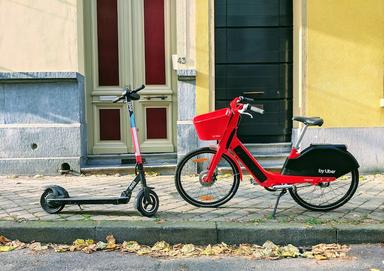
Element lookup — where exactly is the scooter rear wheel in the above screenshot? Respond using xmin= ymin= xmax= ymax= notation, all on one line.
xmin=136 ymin=189 xmax=159 ymax=217
xmin=289 ymin=169 xmax=359 ymax=211
xmin=40 ymin=188 xmax=65 ymax=214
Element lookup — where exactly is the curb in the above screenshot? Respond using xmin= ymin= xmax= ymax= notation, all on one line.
xmin=0 ymin=221 xmax=383 ymax=245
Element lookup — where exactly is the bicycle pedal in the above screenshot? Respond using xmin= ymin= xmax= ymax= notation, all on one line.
xmin=250 ymin=178 xmax=258 ymax=185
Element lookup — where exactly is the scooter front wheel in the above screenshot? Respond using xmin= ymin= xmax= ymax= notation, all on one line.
xmin=136 ymin=189 xmax=159 ymax=217
xmin=40 ymin=188 xmax=66 ymax=214
xmin=289 ymin=169 xmax=359 ymax=211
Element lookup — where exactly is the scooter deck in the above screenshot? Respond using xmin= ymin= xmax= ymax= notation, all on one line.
xmin=47 ymin=196 xmax=130 ymax=205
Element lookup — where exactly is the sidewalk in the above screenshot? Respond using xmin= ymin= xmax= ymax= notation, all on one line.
xmin=0 ymin=173 xmax=383 ymax=245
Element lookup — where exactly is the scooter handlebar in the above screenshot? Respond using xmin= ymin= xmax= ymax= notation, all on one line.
xmin=132 ymin=84 xmax=145 ymax=93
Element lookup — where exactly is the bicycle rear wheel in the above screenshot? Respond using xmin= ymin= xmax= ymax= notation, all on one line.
xmin=289 ymin=169 xmax=359 ymax=211
xmin=175 ymin=147 xmax=240 ymax=208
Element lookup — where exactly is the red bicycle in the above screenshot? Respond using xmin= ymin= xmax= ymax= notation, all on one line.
xmin=175 ymin=96 xmax=359 ymax=215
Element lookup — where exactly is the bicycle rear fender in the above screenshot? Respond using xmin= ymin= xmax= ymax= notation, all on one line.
xmin=281 ymin=144 xmax=359 ymax=178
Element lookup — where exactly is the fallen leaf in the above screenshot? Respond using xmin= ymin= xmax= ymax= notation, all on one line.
xmin=82 ymin=244 xmax=97 ymax=254
xmin=262 ymin=241 xmax=280 ymax=258
xmin=121 ymin=241 xmax=141 ymax=253
xmin=0 ymin=236 xmax=11 ymax=245
xmin=181 ymin=244 xmax=196 ymax=255
xmin=311 ymin=243 xmax=350 ymax=260
xmin=137 ymin=246 xmax=152 ymax=255
xmin=8 ymin=240 xmax=26 ymax=250
xmin=53 ymin=245 xmax=70 ymax=253
xmin=280 ymin=244 xmax=300 ymax=258
xmin=152 ymin=241 xmax=171 ymax=252
xmin=201 ymin=244 xmax=215 ymax=256
xmin=302 ymin=251 xmax=314 ymax=258
xmin=234 ymin=244 xmax=253 ymax=256
xmin=314 ymin=254 xmax=328 ymax=260
xmin=0 ymin=246 xmax=15 ymax=252
xmin=96 ymin=241 xmax=107 ymax=250
xmin=28 ymin=242 xmax=48 ymax=251
xmin=106 ymin=235 xmax=116 ymax=250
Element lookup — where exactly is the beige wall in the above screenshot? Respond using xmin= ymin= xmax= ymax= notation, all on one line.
xmin=0 ymin=0 xmax=81 ymax=72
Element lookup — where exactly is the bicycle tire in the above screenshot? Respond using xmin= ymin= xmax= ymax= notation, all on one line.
xmin=289 ymin=169 xmax=359 ymax=211
xmin=175 ymin=147 xmax=240 ymax=208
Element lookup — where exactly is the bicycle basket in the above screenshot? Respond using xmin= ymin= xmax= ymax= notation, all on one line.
xmin=193 ymin=108 xmax=231 ymax=140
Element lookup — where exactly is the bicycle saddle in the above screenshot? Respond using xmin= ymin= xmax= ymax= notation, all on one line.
xmin=293 ymin=116 xmax=324 ymax=126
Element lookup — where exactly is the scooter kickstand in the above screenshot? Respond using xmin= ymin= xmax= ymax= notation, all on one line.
xmin=78 ymin=204 xmax=83 ymax=211
xmin=272 ymin=188 xmax=287 ymax=219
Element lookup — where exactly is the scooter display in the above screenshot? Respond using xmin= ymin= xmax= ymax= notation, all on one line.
xmin=40 ymin=85 xmax=159 ymax=217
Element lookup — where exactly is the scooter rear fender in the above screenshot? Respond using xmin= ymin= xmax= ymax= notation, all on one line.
xmin=44 ymin=185 xmax=70 ymax=198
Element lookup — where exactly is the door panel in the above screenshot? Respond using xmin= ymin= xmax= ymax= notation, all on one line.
xmin=226 ymin=0 xmax=292 ymax=27
xmin=96 ymin=0 xmax=119 ymax=86
xmin=215 ymin=64 xmax=292 ymax=100
xmin=217 ymin=28 xmax=292 ymax=63
xmin=144 ymin=0 xmax=166 ymax=85
xmin=99 ymin=109 xmax=121 ymax=140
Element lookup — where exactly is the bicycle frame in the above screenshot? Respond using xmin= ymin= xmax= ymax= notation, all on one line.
xmin=203 ymin=98 xmax=336 ymax=188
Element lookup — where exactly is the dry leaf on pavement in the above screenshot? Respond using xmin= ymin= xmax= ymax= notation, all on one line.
xmin=106 ymin=235 xmax=117 ymax=250
xmin=121 ymin=241 xmax=141 ymax=253
xmin=28 ymin=242 xmax=49 ymax=251
xmin=0 ymin=236 xmax=11 ymax=244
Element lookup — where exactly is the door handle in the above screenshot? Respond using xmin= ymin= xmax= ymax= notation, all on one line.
xmin=143 ymin=95 xmax=168 ymax=100
xmin=243 ymin=91 xmax=265 ymax=95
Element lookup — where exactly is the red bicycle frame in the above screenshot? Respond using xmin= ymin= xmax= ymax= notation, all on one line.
xmin=203 ymin=97 xmax=336 ymax=187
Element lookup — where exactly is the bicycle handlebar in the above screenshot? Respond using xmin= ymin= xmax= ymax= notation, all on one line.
xmin=249 ymin=105 xmax=264 ymax=114
xmin=235 ymin=96 xmax=264 ymax=115
xmin=239 ymin=96 xmax=255 ymax=104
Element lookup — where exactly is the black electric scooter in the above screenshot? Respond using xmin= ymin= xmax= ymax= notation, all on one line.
xmin=40 ymin=85 xmax=159 ymax=217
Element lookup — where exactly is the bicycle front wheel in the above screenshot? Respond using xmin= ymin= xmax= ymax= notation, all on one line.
xmin=289 ymin=169 xmax=359 ymax=211
xmin=175 ymin=147 xmax=240 ymax=208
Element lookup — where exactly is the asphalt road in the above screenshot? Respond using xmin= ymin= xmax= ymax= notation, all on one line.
xmin=0 ymin=244 xmax=383 ymax=271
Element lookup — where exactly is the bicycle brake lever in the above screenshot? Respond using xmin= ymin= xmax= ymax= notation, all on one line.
xmin=239 ymin=104 xmax=253 ymax=118
xmin=242 ymin=112 xmax=253 ymax=118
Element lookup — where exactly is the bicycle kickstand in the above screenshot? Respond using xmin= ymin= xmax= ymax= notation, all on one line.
xmin=272 ymin=188 xmax=287 ymax=219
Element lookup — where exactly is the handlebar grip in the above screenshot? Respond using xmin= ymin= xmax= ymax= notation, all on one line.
xmin=133 ymin=84 xmax=145 ymax=93
xmin=113 ymin=96 xmax=123 ymax=103
xmin=239 ymin=96 xmax=255 ymax=103
xmin=249 ymin=105 xmax=264 ymax=114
